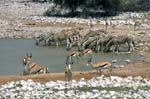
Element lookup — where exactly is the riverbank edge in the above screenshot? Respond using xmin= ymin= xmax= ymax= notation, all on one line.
xmin=0 ymin=71 xmax=95 ymax=85
xmin=1 ymin=60 xmax=150 ymax=85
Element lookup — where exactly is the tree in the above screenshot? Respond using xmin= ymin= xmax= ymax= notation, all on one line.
xmin=101 ymin=0 xmax=122 ymax=15
xmin=53 ymin=0 xmax=84 ymax=13
xmin=53 ymin=0 xmax=121 ymax=15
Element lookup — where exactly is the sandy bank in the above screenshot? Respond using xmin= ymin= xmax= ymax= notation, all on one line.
xmin=1 ymin=60 xmax=150 ymax=85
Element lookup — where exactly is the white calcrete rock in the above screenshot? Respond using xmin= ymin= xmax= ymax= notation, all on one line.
xmin=45 ymin=81 xmax=56 ymax=88
xmin=89 ymin=94 xmax=99 ymax=99
xmin=0 ymin=76 xmax=150 ymax=98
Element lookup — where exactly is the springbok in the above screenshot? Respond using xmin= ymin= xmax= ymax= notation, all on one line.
xmin=66 ymin=51 xmax=81 ymax=65
xmin=87 ymin=61 xmax=112 ymax=77
xmin=66 ymin=49 xmax=93 ymax=65
xmin=23 ymin=53 xmax=49 ymax=75
xmin=86 ymin=51 xmax=112 ymax=78
xmin=82 ymin=49 xmax=93 ymax=56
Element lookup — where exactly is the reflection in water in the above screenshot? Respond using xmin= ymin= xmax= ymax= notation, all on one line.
xmin=0 ymin=39 xmax=141 ymax=75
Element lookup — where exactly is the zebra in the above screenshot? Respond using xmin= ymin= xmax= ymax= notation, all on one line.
xmin=35 ymin=34 xmax=47 ymax=46
xmin=105 ymin=35 xmax=135 ymax=53
xmin=35 ymin=33 xmax=55 ymax=46
xmin=79 ymin=36 xmax=98 ymax=51
xmin=36 ymin=33 xmax=67 ymax=46
xmin=96 ymin=35 xmax=114 ymax=52
xmin=66 ymin=32 xmax=82 ymax=51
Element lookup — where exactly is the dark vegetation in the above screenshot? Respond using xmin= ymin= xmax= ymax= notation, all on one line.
xmin=32 ymin=0 xmax=150 ymax=17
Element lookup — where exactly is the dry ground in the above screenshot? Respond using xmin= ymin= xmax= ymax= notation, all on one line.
xmin=23 ymin=18 xmax=150 ymax=36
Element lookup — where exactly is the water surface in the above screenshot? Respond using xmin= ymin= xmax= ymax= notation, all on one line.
xmin=0 ymin=39 xmax=141 ymax=75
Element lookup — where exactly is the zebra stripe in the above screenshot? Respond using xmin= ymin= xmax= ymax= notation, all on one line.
xmin=66 ymin=33 xmax=82 ymax=50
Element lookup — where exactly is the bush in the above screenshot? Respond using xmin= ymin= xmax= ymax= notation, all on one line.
xmin=44 ymin=0 xmax=150 ymax=17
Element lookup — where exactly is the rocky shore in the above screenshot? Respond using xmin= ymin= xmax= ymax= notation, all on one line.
xmin=1 ymin=75 xmax=150 ymax=99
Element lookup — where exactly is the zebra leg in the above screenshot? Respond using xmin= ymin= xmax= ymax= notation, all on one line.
xmin=129 ymin=42 xmax=135 ymax=52
xmin=101 ymin=41 xmax=104 ymax=52
xmin=115 ymin=44 xmax=119 ymax=54
xmin=56 ymin=40 xmax=59 ymax=46
xmin=35 ymin=40 xmax=39 ymax=46
xmin=82 ymin=39 xmax=91 ymax=50
xmin=96 ymin=45 xmax=100 ymax=53
xmin=111 ymin=45 xmax=115 ymax=54
xmin=96 ymin=40 xmax=103 ymax=52
xmin=126 ymin=40 xmax=134 ymax=53
xmin=66 ymin=43 xmax=72 ymax=51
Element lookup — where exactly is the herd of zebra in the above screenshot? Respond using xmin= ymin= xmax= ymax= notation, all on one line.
xmin=22 ymin=18 xmax=148 ymax=76
xmin=36 ymin=30 xmax=135 ymax=54
xmin=23 ymin=30 xmax=136 ymax=75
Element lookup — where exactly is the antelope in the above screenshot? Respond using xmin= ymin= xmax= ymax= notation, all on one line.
xmin=85 ymin=51 xmax=112 ymax=78
xmin=66 ymin=49 xmax=93 ymax=65
xmin=29 ymin=64 xmax=49 ymax=74
xmin=23 ymin=53 xmax=49 ymax=75
xmin=87 ymin=61 xmax=112 ymax=76
xmin=66 ymin=51 xmax=81 ymax=65
xmin=82 ymin=48 xmax=93 ymax=56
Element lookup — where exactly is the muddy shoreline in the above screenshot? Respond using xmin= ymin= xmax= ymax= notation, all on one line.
xmin=1 ymin=60 xmax=150 ymax=85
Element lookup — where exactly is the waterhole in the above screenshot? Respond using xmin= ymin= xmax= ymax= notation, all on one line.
xmin=0 ymin=39 xmax=142 ymax=75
